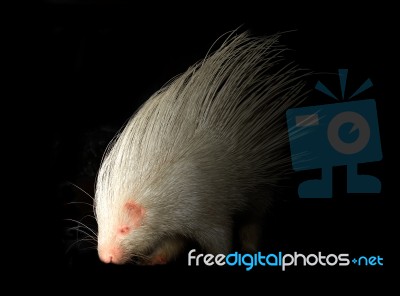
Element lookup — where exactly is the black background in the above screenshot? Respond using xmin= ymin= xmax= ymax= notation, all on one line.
xmin=21 ymin=0 xmax=392 ymax=285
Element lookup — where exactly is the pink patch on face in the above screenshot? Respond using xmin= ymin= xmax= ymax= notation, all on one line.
xmin=149 ymin=255 xmax=168 ymax=265
xmin=124 ymin=201 xmax=145 ymax=228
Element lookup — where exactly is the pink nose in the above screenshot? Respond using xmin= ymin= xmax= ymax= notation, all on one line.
xmin=98 ymin=246 xmax=124 ymax=264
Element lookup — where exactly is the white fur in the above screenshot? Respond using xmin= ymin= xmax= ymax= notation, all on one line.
xmin=95 ymin=31 xmax=306 ymax=262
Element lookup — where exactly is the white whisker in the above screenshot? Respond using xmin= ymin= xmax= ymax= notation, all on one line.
xmin=67 ymin=181 xmax=94 ymax=201
xmin=65 ymin=218 xmax=98 ymax=238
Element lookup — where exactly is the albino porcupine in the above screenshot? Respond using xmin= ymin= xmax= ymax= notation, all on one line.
xmin=95 ymin=31 xmax=306 ymax=265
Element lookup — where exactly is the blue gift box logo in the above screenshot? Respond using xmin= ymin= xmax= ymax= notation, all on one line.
xmin=286 ymin=69 xmax=382 ymax=198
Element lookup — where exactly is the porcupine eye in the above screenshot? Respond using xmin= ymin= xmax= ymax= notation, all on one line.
xmin=117 ymin=201 xmax=146 ymax=236
xmin=119 ymin=226 xmax=131 ymax=235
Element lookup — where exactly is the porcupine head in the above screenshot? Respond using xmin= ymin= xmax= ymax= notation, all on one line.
xmin=94 ymin=31 xmax=306 ymax=265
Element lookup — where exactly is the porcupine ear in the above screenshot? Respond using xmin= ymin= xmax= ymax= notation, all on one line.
xmin=119 ymin=201 xmax=146 ymax=234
